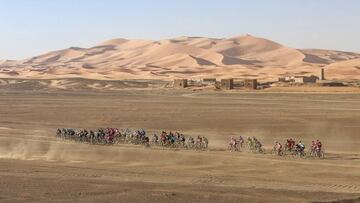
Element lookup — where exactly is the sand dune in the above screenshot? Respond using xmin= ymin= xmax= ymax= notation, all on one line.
xmin=300 ymin=49 xmax=360 ymax=63
xmin=99 ymin=38 xmax=129 ymax=46
xmin=1 ymin=34 xmax=360 ymax=80
xmin=325 ymin=58 xmax=360 ymax=79
xmin=213 ymin=35 xmax=284 ymax=56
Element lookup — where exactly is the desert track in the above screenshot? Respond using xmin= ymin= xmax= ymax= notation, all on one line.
xmin=0 ymin=89 xmax=360 ymax=202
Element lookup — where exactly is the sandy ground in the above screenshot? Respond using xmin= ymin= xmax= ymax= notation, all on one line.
xmin=0 ymin=89 xmax=360 ymax=202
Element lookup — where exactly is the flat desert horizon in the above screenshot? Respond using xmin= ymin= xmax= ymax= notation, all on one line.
xmin=0 ymin=83 xmax=360 ymax=202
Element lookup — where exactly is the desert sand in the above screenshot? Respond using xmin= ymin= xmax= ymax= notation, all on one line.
xmin=0 ymin=87 xmax=360 ymax=203
xmin=1 ymin=35 xmax=360 ymax=80
xmin=1 ymin=33 xmax=360 ymax=203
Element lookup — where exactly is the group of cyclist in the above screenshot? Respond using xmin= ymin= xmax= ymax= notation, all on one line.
xmin=229 ymin=136 xmax=324 ymax=158
xmin=229 ymin=136 xmax=263 ymax=153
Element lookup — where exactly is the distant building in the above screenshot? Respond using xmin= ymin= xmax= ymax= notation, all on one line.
xmin=279 ymin=76 xmax=295 ymax=82
xmin=317 ymin=80 xmax=345 ymax=87
xmin=293 ymin=76 xmax=318 ymax=84
xmin=202 ymin=78 xmax=217 ymax=85
xmin=221 ymin=79 xmax=234 ymax=90
xmin=244 ymin=79 xmax=258 ymax=89
xmin=173 ymin=79 xmax=188 ymax=88
xmin=187 ymin=79 xmax=202 ymax=86
xmin=286 ymin=76 xmax=295 ymax=81
xmin=278 ymin=77 xmax=287 ymax=82
xmin=320 ymin=68 xmax=325 ymax=80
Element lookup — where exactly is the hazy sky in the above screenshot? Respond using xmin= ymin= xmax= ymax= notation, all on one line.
xmin=0 ymin=0 xmax=359 ymax=60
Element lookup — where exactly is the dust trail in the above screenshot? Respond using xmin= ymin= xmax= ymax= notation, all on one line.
xmin=0 ymin=138 xmax=220 ymax=167
xmin=0 ymin=139 xmax=88 ymax=161
xmin=0 ymin=138 xmax=166 ymax=163
xmin=0 ymin=140 xmax=43 ymax=160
